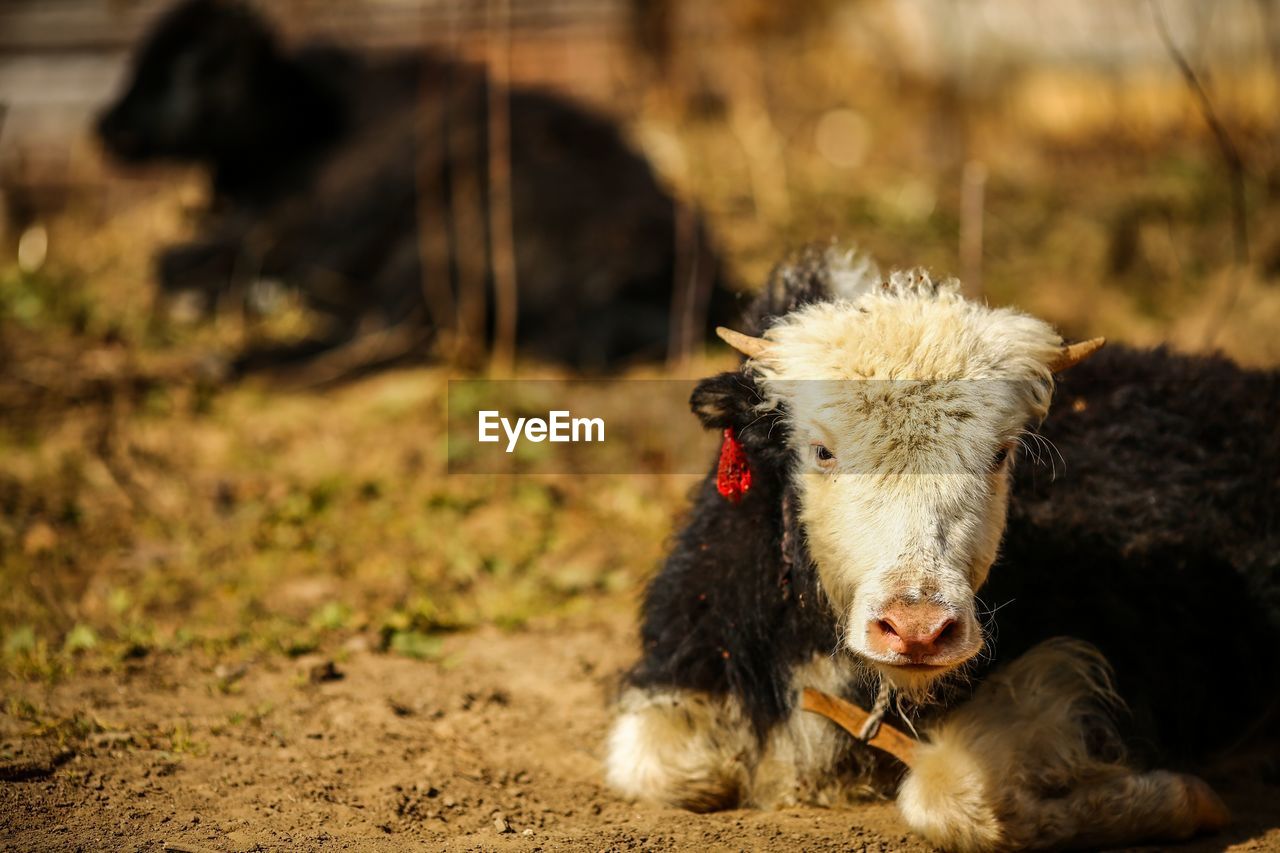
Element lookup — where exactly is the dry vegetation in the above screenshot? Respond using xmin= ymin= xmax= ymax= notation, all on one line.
xmin=3 ymin=5 xmax=1280 ymax=849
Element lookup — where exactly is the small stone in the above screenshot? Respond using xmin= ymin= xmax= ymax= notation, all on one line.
xmin=308 ymin=660 xmax=343 ymax=684
xmin=493 ymin=816 xmax=511 ymax=833
xmin=22 ymin=522 xmax=57 ymax=555
xmin=342 ymin=634 xmax=372 ymax=654
xmin=522 ymin=828 xmax=534 ymax=837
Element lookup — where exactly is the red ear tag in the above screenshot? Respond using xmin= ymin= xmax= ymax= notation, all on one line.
xmin=716 ymin=427 xmax=752 ymax=504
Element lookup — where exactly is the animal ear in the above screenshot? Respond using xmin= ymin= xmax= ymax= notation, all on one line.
xmin=690 ymin=371 xmax=759 ymax=429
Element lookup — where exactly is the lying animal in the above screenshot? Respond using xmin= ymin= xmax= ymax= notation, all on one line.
xmin=97 ymin=0 xmax=735 ymax=372
xmin=608 ymin=247 xmax=1279 ymax=850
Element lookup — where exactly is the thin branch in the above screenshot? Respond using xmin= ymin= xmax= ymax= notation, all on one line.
xmin=667 ymin=200 xmax=699 ymax=367
xmin=1149 ymin=0 xmax=1249 ymax=265
xmin=449 ymin=77 xmax=489 ymax=366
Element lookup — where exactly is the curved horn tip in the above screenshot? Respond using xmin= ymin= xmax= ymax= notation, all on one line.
xmin=715 ymin=327 xmax=772 ymax=359
xmin=1051 ymin=336 xmax=1106 ymax=373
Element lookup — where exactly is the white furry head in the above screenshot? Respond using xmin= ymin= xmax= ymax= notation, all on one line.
xmin=742 ymin=266 xmax=1073 ymax=697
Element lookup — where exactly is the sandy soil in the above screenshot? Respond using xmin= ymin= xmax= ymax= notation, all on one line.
xmin=2 ymin=618 xmax=1278 ymax=853
xmin=7 ymin=11 xmax=1280 ymax=849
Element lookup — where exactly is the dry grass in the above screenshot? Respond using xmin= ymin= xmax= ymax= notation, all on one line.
xmin=4 ymin=24 xmax=1280 ymax=690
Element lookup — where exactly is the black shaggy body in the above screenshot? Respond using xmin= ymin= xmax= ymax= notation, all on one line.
xmin=629 ymin=249 xmax=1280 ymax=765
xmin=97 ymin=0 xmax=736 ymax=372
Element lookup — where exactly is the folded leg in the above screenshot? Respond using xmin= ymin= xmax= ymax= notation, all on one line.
xmin=897 ymin=638 xmax=1228 ymax=852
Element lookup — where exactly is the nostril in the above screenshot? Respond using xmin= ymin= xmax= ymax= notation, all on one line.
xmin=877 ymin=619 xmax=899 ymax=639
xmin=918 ymin=618 xmax=959 ymax=653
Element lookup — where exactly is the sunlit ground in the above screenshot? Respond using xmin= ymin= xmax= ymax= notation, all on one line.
xmin=3 ymin=17 xmax=1280 ymax=789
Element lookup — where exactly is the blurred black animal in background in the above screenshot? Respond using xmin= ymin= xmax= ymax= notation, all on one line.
xmin=97 ymin=0 xmax=736 ymax=374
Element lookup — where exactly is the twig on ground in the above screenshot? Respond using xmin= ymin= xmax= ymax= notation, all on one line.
xmin=92 ymin=394 xmax=158 ymax=518
xmin=264 ymin=324 xmax=429 ymax=391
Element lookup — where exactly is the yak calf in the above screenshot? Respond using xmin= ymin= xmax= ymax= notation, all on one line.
xmin=609 ymin=247 xmax=1279 ymax=851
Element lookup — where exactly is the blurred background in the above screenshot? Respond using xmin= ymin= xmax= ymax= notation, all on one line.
xmin=3 ymin=0 xmax=1280 ymax=672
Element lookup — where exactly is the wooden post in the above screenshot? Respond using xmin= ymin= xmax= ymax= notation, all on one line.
xmin=487 ymin=0 xmax=518 ymax=376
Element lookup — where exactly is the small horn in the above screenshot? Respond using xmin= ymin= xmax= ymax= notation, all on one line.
xmin=715 ymin=327 xmax=772 ymax=359
xmin=1049 ymin=337 xmax=1105 ymax=373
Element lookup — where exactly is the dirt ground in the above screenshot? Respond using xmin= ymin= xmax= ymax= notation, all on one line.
xmin=6 ymin=9 xmax=1280 ymax=850
xmin=1 ymin=616 xmax=1277 ymax=853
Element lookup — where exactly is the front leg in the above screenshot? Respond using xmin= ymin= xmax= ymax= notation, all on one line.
xmin=896 ymin=639 xmax=1229 ymax=852
xmin=606 ymin=688 xmax=755 ymax=812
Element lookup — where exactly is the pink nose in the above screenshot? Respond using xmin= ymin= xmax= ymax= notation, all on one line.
xmin=868 ymin=602 xmax=959 ymax=662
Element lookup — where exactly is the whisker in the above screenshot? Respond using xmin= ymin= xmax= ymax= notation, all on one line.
xmin=975 ymin=596 xmax=1015 ymax=619
xmin=1022 ymin=429 xmax=1066 ymax=479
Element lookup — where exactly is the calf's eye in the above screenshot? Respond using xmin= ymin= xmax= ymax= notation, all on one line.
xmin=813 ymin=444 xmax=836 ymax=468
xmin=991 ymin=445 xmax=1011 ymax=469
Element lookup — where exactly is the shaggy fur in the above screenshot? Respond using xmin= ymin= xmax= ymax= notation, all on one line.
xmin=609 ymin=246 xmax=1278 ymax=849
xmin=97 ymin=0 xmax=738 ymax=372
xmin=994 ymin=342 xmax=1280 ymax=762
xmin=898 ymin=639 xmax=1220 ymax=851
